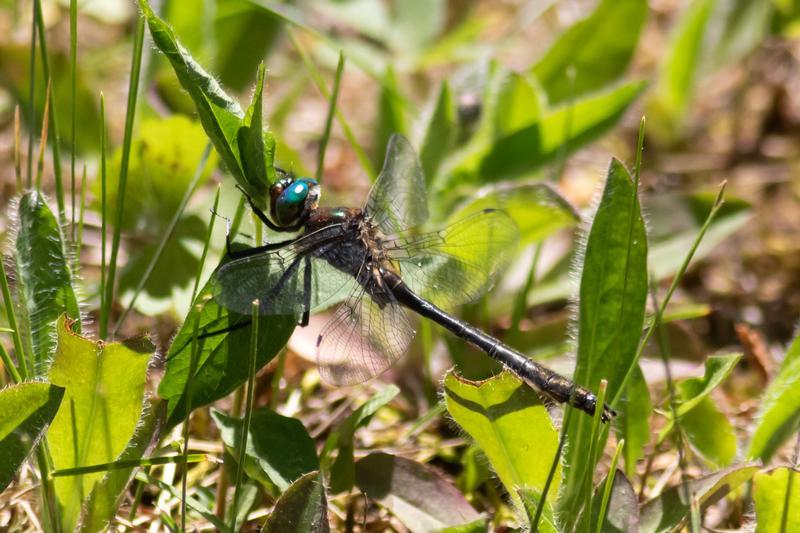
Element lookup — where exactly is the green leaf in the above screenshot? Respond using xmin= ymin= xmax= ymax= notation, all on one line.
xmin=616 ymin=365 xmax=651 ymax=479
xmin=476 ymin=81 xmax=646 ymax=181
xmin=647 ymin=0 xmax=716 ymax=135
xmin=159 ymin=266 xmax=295 ymax=429
xmin=15 ymin=191 xmax=80 ymax=370
xmin=140 ymin=0 xmax=245 ymax=183
xmin=754 ymin=467 xmax=800 ymax=532
xmin=0 ymin=382 xmax=64 ymax=492
xmin=375 ymin=66 xmax=407 ymax=170
xmin=711 ymin=0 xmax=772 ymax=68
xmin=261 ymin=471 xmax=329 ymax=533
xmin=449 ymin=182 xmax=578 ymax=246
xmin=443 ymin=372 xmax=561 ymax=507
xmin=389 ymin=0 xmax=446 ymax=52
xmin=237 ymin=63 xmax=274 ymax=204
xmin=561 ymin=158 xmax=648 ymax=518
xmin=532 ymin=0 xmax=647 ymax=104
xmin=492 ymin=72 xmax=542 ymax=138
xmin=418 ymin=81 xmax=457 ymax=184
xmin=79 ymin=400 xmax=164 ymax=532
xmin=674 ymin=354 xmax=741 ymax=417
xmin=679 ymin=393 xmax=737 ymax=467
xmin=325 ymin=385 xmax=400 ymax=493
xmin=639 ymin=464 xmax=760 ymax=533
xmin=749 ymin=333 xmax=800 ymax=461
xmin=575 ymin=470 xmax=639 ymax=533
xmin=355 ymin=453 xmax=483 ymax=533
xmin=211 ymin=407 xmax=318 ymax=492
xmin=47 ymin=316 xmax=152 ymax=532
xmin=519 ymin=488 xmax=559 ymax=533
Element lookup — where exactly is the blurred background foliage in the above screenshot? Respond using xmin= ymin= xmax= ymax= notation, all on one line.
xmin=3 ymin=0 xmax=800 ymax=529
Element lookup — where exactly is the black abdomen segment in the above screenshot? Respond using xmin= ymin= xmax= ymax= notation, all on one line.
xmin=385 ymin=271 xmax=615 ymax=421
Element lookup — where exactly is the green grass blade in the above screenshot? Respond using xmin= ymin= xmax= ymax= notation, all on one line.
xmin=101 ymin=16 xmax=145 ymax=340
xmin=316 ymin=51 xmax=345 ymax=183
xmin=111 ymin=143 xmax=212 ymax=336
xmin=190 ymin=185 xmax=220 ymax=304
xmin=69 ymin=0 xmax=77 ymax=239
xmin=181 ymin=305 xmax=203 ymax=531
xmin=0 ymin=259 xmax=29 ymax=381
xmin=595 ymin=439 xmax=624 ymax=533
xmin=52 ymin=454 xmax=208 ymax=477
xmin=33 ymin=0 xmax=66 ymax=225
xmin=99 ymin=93 xmax=108 ymax=321
xmin=26 ymin=1 xmax=36 ymax=187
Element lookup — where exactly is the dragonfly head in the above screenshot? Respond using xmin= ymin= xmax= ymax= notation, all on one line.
xmin=270 ymin=175 xmax=320 ymax=227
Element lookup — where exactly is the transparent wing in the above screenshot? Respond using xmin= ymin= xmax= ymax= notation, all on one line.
xmin=316 ymin=283 xmax=415 ymax=386
xmin=386 ymin=209 xmax=519 ymax=311
xmin=365 ymin=134 xmax=429 ymax=235
xmin=211 ymin=229 xmax=358 ymax=316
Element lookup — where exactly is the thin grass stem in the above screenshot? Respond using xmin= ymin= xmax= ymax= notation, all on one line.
xmin=0 ymin=260 xmax=28 ymax=381
xmin=70 ymin=0 xmax=78 ymax=240
xmin=191 ymin=185 xmax=221 ymax=305
xmin=532 ymin=399 xmax=575 ymax=532
xmin=99 ymin=93 xmax=108 ymax=325
xmin=316 ymin=52 xmax=345 ymax=183
xmin=101 ymin=17 xmax=145 ymax=340
xmin=26 ymin=0 xmax=36 ymax=188
xmin=595 ymin=439 xmax=624 ymax=533
xmin=33 ymin=0 xmax=66 ymax=225
xmin=0 ymin=342 xmax=21 ymax=383
xmin=112 ymin=143 xmax=212 ymax=337
xmin=181 ymin=303 xmax=204 ymax=531
xmin=230 ymin=300 xmax=260 ymax=530
xmin=75 ymin=165 xmax=87 ymax=260
xmin=583 ymin=379 xmax=608 ymax=525
xmin=14 ymin=106 xmax=22 ymax=191
xmin=34 ymin=81 xmax=51 ymax=192
xmin=52 ymin=454 xmax=208 ymax=477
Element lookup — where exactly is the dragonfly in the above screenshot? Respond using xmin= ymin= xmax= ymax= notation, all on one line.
xmin=212 ymin=134 xmax=614 ymax=421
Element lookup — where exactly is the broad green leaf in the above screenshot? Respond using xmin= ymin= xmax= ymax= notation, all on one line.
xmin=749 ymin=333 xmax=800 ymax=461
xmin=261 ymin=471 xmax=329 ymax=533
xmin=476 ymin=81 xmax=646 ymax=181
xmin=99 ymin=116 xmax=215 ymax=232
xmin=561 ymin=158 xmax=648 ymax=520
xmin=575 ymin=470 xmax=639 ymax=533
xmin=449 ymin=182 xmax=578 ymax=246
xmin=159 ymin=266 xmax=295 ymax=429
xmin=674 ymin=354 xmax=741 ymax=417
xmin=15 ymin=191 xmax=80 ymax=370
xmin=355 ymin=452 xmax=483 ymax=533
xmin=754 ymin=467 xmax=800 ymax=532
xmin=679 ymin=393 xmax=737 ymax=467
xmin=492 ymin=72 xmax=542 ymax=138
xmin=79 ymin=400 xmax=164 ymax=532
xmin=0 ymin=382 xmax=64 ymax=492
xmin=616 ymin=365 xmax=651 ymax=479
xmin=443 ymin=372 xmax=561 ymax=507
xmin=418 ymin=81 xmax=457 ymax=184
xmin=324 ymin=385 xmax=400 ymax=493
xmin=647 ymin=0 xmax=716 ymax=135
xmin=140 ymin=0 xmax=246 ymax=184
xmin=532 ymin=0 xmax=647 ymax=104
xmin=47 ymin=316 xmax=152 ymax=532
xmin=519 ymin=488 xmax=559 ymax=533
xmin=640 ymin=464 xmax=759 ymax=532
xmin=237 ymin=63 xmax=274 ymax=204
xmin=211 ymin=407 xmax=318 ymax=492
xmin=375 ymin=66 xmax=407 ymax=171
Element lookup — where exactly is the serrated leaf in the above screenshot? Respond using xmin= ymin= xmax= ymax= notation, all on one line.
xmin=749 ymin=333 xmax=800 ymax=461
xmin=754 ymin=467 xmax=800 ymax=532
xmin=211 ymin=407 xmax=318 ymax=492
xmin=639 ymin=463 xmax=760 ymax=533
xmin=355 ymin=453 xmax=482 ymax=533
xmin=0 ymin=382 xmax=64 ymax=492
xmin=325 ymin=385 xmax=400 ymax=493
xmin=561 ymin=158 xmax=648 ymax=521
xmin=532 ymin=0 xmax=647 ymax=104
xmin=159 ymin=263 xmax=295 ymax=429
xmin=47 ymin=316 xmax=152 ymax=532
xmin=443 ymin=372 xmax=560 ymax=507
xmin=261 ymin=471 xmax=329 ymax=533
xmin=15 ymin=191 xmax=80 ymax=371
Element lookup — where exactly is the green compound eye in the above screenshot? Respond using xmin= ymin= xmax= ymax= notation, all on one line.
xmin=275 ymin=178 xmax=318 ymax=225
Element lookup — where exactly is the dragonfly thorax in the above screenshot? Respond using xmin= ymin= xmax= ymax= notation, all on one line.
xmin=269 ymin=175 xmax=320 ymax=227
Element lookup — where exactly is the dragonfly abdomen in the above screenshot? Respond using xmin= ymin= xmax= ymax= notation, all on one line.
xmin=383 ymin=270 xmax=615 ymax=422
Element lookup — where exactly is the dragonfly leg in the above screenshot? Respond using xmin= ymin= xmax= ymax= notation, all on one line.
xmin=299 ymin=256 xmax=312 ymax=327
xmin=236 ymin=185 xmax=306 ymax=233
